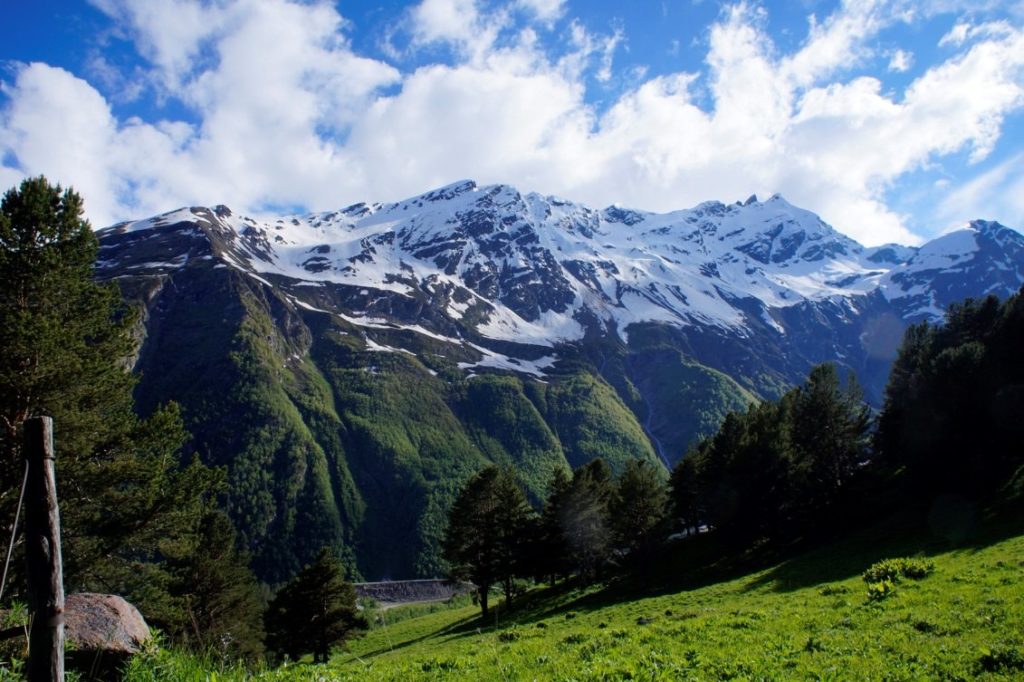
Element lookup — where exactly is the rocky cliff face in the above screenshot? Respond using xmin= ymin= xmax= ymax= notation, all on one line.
xmin=95 ymin=181 xmax=1024 ymax=581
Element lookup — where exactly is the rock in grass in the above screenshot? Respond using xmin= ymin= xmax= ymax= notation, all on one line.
xmin=65 ymin=593 xmax=151 ymax=655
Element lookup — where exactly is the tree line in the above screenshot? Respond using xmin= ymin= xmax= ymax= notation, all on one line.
xmin=445 ymin=286 xmax=1024 ymax=618
xmin=443 ymin=457 xmax=670 ymax=617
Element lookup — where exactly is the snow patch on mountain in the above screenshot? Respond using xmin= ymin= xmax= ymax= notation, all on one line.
xmin=98 ymin=182 xmax=1024 ymax=350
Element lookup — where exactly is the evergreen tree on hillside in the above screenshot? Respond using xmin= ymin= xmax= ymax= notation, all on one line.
xmin=789 ymin=364 xmax=871 ymax=511
xmin=0 ymin=177 xmax=220 ymax=632
xmin=677 ymin=402 xmax=795 ymax=539
xmin=528 ymin=466 xmax=572 ymax=585
xmin=265 ymin=548 xmax=364 ymax=663
xmin=672 ymin=363 xmax=869 ymax=541
xmin=164 ymin=510 xmax=267 ymax=660
xmin=443 ymin=466 xmax=533 ymax=618
xmin=560 ymin=458 xmax=614 ymax=582
xmin=669 ymin=453 xmax=702 ymax=534
xmin=610 ymin=459 xmax=669 ymax=562
xmin=876 ymin=289 xmax=1024 ymax=492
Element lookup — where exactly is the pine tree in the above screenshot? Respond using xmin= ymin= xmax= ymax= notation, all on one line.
xmin=165 ymin=510 xmax=266 ymax=661
xmin=669 ymin=452 xmax=702 ymax=535
xmin=265 ymin=548 xmax=364 ymax=664
xmin=442 ymin=466 xmax=532 ymax=618
xmin=789 ymin=364 xmax=871 ymax=510
xmin=0 ymin=176 xmax=218 ymax=630
xmin=560 ymin=459 xmax=614 ymax=583
xmin=876 ymin=290 xmax=1024 ymax=493
xmin=610 ymin=459 xmax=669 ymax=561
xmin=529 ymin=466 xmax=572 ymax=585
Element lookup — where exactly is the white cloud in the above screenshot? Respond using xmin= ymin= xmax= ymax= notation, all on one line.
xmin=0 ymin=63 xmax=125 ymax=224
xmin=515 ymin=0 xmax=566 ymax=24
xmin=782 ymin=0 xmax=890 ymax=87
xmin=940 ymin=22 xmax=971 ymax=46
xmin=2 ymin=0 xmax=400 ymax=224
xmin=2 ymin=0 xmax=1023 ymax=245
xmin=87 ymin=0 xmax=225 ymax=94
xmin=408 ymin=0 xmax=507 ymax=61
xmin=888 ymin=49 xmax=913 ymax=72
xmin=939 ymin=19 xmax=1015 ymax=47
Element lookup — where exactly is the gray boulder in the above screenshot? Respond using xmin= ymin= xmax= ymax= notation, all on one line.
xmin=65 ymin=593 xmax=150 ymax=655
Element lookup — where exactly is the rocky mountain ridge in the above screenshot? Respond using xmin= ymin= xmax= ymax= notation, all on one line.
xmin=100 ymin=180 xmax=1024 ymax=363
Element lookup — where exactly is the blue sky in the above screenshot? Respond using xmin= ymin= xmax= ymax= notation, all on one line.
xmin=2 ymin=0 xmax=1023 ymax=245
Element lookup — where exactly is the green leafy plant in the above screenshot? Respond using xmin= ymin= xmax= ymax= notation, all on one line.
xmin=863 ymin=557 xmax=934 ymax=584
xmin=866 ymin=579 xmax=896 ymax=601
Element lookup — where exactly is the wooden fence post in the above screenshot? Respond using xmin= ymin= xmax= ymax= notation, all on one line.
xmin=24 ymin=416 xmax=64 ymax=682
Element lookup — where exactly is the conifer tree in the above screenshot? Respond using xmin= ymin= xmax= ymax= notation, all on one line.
xmin=0 ymin=176 xmax=218 ymax=628
xmin=529 ymin=466 xmax=572 ymax=585
xmin=443 ymin=466 xmax=532 ymax=618
xmin=876 ymin=290 xmax=1024 ymax=492
xmin=165 ymin=510 xmax=266 ymax=660
xmin=610 ymin=459 xmax=669 ymax=561
xmin=265 ymin=548 xmax=364 ymax=663
xmin=789 ymin=364 xmax=871 ymax=511
xmin=560 ymin=458 xmax=614 ymax=582
xmin=669 ymin=452 xmax=702 ymax=535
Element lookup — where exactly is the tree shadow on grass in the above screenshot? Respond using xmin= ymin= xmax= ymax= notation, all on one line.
xmin=337 ymin=611 xmax=480 ymax=662
xmin=740 ymin=497 xmax=1024 ymax=594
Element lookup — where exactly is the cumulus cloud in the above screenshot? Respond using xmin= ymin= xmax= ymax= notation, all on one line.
xmin=2 ymin=0 xmax=400 ymax=222
xmin=1 ymin=0 xmax=1023 ymax=245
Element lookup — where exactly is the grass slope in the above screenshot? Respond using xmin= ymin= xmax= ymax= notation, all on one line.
xmin=125 ymin=513 xmax=1024 ymax=681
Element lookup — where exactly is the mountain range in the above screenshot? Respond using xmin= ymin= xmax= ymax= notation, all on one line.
xmin=95 ymin=180 xmax=1024 ymax=581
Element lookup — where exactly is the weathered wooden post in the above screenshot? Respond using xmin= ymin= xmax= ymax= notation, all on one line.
xmin=24 ymin=416 xmax=64 ymax=682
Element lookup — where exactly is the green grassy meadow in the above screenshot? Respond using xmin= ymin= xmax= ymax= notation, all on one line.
xmin=124 ymin=510 xmax=1024 ymax=681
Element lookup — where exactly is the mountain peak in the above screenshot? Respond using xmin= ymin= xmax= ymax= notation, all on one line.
xmin=966 ymin=219 xmax=1023 ymax=246
xmin=968 ymin=219 xmax=1004 ymax=232
xmin=416 ymin=179 xmax=479 ymax=203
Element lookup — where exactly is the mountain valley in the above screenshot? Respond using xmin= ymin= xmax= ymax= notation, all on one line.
xmin=96 ymin=181 xmax=1024 ymax=581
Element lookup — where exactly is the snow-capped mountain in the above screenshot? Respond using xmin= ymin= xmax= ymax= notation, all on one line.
xmin=99 ymin=179 xmax=1023 ymax=366
xmin=95 ymin=181 xmax=1024 ymax=581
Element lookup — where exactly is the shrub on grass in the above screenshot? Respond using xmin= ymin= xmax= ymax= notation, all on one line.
xmin=863 ymin=557 xmax=934 ymax=583
xmin=866 ymin=580 xmax=896 ymax=601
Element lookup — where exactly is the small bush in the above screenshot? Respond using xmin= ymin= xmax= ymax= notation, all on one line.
xmin=863 ymin=558 xmax=934 ymax=584
xmin=866 ymin=580 xmax=896 ymax=601
xmin=900 ymin=558 xmax=934 ymax=579
xmin=497 ymin=630 xmax=520 ymax=643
